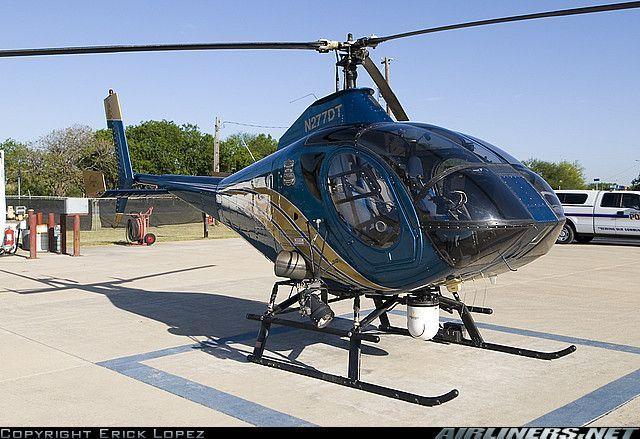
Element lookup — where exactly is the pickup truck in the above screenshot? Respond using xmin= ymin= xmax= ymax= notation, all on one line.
xmin=555 ymin=190 xmax=640 ymax=244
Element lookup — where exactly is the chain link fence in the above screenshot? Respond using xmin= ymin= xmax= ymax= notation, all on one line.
xmin=6 ymin=196 xmax=203 ymax=231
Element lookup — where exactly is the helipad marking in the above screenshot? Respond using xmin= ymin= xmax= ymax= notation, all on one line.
xmin=386 ymin=309 xmax=640 ymax=425
xmin=98 ymin=312 xmax=640 ymax=426
xmin=98 ymin=343 xmax=315 ymax=427
xmin=525 ymin=368 xmax=640 ymax=426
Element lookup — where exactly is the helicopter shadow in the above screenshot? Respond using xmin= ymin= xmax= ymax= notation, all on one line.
xmin=2 ymin=266 xmax=389 ymax=366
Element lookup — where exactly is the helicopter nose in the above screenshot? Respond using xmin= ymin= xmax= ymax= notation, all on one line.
xmin=425 ymin=218 xmax=563 ymax=273
xmin=415 ymin=162 xmax=564 ymax=273
xmin=500 ymin=218 xmax=565 ymax=270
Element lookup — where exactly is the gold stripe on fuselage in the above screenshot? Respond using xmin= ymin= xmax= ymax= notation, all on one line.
xmin=218 ymin=185 xmax=393 ymax=292
xmin=218 ymin=188 xmax=362 ymax=289
xmin=222 ymin=189 xmax=364 ymax=288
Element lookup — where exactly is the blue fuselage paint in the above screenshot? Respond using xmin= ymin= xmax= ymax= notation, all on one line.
xmin=123 ymin=88 xmax=563 ymax=294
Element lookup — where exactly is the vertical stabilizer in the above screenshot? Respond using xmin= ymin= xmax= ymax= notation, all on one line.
xmin=104 ymin=90 xmax=133 ymax=225
xmin=104 ymin=90 xmax=134 ymax=188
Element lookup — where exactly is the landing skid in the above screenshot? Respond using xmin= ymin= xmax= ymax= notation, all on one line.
xmin=246 ymin=282 xmax=575 ymax=408
xmin=375 ymin=294 xmax=576 ymax=360
xmin=246 ymin=282 xmax=459 ymax=407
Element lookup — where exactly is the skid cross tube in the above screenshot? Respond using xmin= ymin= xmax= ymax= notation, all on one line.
xmin=246 ymin=285 xmax=459 ymax=407
xmin=246 ymin=313 xmax=380 ymax=342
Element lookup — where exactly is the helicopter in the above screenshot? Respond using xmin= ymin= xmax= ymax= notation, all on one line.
xmin=2 ymin=1 xmax=638 ymax=407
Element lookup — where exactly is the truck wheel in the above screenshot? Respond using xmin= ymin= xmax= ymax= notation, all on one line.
xmin=575 ymin=235 xmax=594 ymax=244
xmin=556 ymin=223 xmax=574 ymax=244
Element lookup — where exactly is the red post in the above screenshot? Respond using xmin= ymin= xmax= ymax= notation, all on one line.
xmin=36 ymin=211 xmax=43 ymax=226
xmin=60 ymin=213 xmax=67 ymax=255
xmin=48 ymin=213 xmax=56 ymax=253
xmin=28 ymin=209 xmax=37 ymax=259
xmin=73 ymin=214 xmax=80 ymax=257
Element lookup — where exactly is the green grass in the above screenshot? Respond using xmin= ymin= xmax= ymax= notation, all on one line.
xmin=71 ymin=222 xmax=238 ymax=247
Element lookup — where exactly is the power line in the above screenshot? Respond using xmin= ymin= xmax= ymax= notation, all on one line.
xmin=222 ymin=121 xmax=288 ymax=129
xmin=602 ymin=162 xmax=640 ymax=182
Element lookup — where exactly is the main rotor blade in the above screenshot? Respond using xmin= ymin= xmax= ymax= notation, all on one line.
xmin=362 ymin=55 xmax=409 ymax=121
xmin=0 ymin=41 xmax=324 ymax=58
xmin=369 ymin=1 xmax=640 ymax=45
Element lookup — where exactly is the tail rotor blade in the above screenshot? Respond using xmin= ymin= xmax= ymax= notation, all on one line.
xmin=362 ymin=55 xmax=409 ymax=121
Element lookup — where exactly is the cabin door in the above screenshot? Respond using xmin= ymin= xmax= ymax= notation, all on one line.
xmin=321 ymin=148 xmax=419 ymax=274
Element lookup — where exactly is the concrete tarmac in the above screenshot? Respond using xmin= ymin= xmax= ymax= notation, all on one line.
xmin=0 ymin=238 xmax=638 ymax=426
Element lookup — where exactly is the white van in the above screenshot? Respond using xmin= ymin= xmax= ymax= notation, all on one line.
xmin=555 ymin=190 xmax=640 ymax=243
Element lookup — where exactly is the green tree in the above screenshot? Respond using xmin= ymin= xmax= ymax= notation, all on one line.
xmin=35 ymin=125 xmax=97 ymax=196
xmin=220 ymin=133 xmax=277 ymax=173
xmin=0 ymin=139 xmax=48 ymax=196
xmin=127 ymin=120 xmax=213 ymax=175
xmin=2 ymin=121 xmax=278 ymax=196
xmin=90 ymin=129 xmax=119 ymax=189
xmin=523 ymin=159 xmax=586 ymax=190
xmin=94 ymin=123 xmax=276 ymax=179
xmin=631 ymin=174 xmax=640 ymax=191
xmin=97 ymin=120 xmax=216 ymax=176
xmin=2 ymin=126 xmax=119 ymax=197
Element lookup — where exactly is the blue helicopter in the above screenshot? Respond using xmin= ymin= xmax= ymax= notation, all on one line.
xmin=4 ymin=1 xmax=638 ymax=407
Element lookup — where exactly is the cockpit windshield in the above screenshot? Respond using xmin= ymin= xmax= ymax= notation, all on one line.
xmin=357 ymin=123 xmax=536 ymax=225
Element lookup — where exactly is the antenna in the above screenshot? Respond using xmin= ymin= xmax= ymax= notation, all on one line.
xmin=240 ymin=136 xmax=257 ymax=163
xmin=289 ymin=93 xmax=319 ymax=104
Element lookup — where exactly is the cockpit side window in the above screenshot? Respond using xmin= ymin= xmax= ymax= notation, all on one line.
xmin=404 ymin=124 xmax=509 ymax=164
xmin=459 ymin=133 xmax=521 ymax=164
xmin=358 ymin=124 xmax=481 ymax=190
xmin=357 ymin=123 xmax=540 ymax=226
xmin=358 ymin=124 xmax=482 ymax=220
xmin=327 ymin=153 xmax=400 ymax=248
xmin=457 ymin=135 xmax=508 ymax=164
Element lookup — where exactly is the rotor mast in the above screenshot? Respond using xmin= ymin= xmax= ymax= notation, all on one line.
xmin=337 ymin=34 xmax=361 ymax=90
xmin=331 ymin=34 xmax=376 ymax=90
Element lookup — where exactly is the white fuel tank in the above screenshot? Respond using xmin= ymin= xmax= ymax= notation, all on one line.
xmin=407 ymin=295 xmax=440 ymax=341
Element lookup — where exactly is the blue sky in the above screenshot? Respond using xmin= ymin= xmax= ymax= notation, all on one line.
xmin=1 ymin=1 xmax=639 ymax=184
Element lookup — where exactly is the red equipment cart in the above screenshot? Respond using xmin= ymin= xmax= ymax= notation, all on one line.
xmin=126 ymin=207 xmax=156 ymax=246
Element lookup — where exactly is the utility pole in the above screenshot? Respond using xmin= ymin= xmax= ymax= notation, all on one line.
xmin=213 ymin=117 xmax=221 ymax=174
xmin=381 ymin=57 xmax=394 ymax=116
xmin=207 ymin=116 xmax=222 ymax=233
